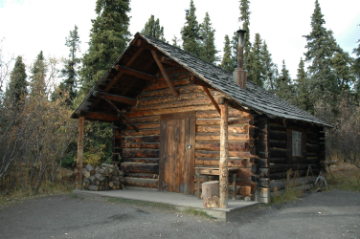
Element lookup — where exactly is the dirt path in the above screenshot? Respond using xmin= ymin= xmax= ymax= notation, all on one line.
xmin=0 ymin=190 xmax=359 ymax=239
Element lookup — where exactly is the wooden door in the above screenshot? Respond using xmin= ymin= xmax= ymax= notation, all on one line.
xmin=159 ymin=112 xmax=195 ymax=194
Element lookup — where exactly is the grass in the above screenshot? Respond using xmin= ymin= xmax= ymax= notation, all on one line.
xmin=182 ymin=208 xmax=214 ymax=219
xmin=327 ymin=162 xmax=360 ymax=192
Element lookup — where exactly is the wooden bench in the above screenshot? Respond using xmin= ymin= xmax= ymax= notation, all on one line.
xmin=195 ymin=166 xmax=238 ymax=200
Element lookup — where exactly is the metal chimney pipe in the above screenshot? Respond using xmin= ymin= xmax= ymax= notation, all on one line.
xmin=233 ymin=29 xmax=247 ymax=90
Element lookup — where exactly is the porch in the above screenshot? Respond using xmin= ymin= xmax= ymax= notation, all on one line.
xmin=72 ymin=188 xmax=259 ymax=221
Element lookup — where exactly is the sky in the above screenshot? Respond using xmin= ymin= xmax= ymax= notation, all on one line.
xmin=0 ymin=0 xmax=359 ymax=86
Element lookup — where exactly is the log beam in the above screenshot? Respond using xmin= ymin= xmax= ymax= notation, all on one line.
xmin=103 ymin=98 xmax=139 ymax=132
xmin=115 ymin=65 xmax=157 ymax=83
xmin=202 ymin=86 xmax=220 ymax=115
xmin=150 ymin=50 xmax=179 ymax=98
xmin=219 ymin=98 xmax=229 ymax=208
xmin=76 ymin=117 xmax=85 ymax=190
xmin=93 ymin=91 xmax=137 ymax=106
xmin=160 ymin=56 xmax=178 ymax=66
xmin=79 ymin=111 xmax=121 ymax=122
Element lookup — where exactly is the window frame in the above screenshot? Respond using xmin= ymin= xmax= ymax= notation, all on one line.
xmin=287 ymin=128 xmax=307 ymax=159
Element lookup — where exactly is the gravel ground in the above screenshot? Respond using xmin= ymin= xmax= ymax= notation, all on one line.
xmin=0 ymin=190 xmax=359 ymax=239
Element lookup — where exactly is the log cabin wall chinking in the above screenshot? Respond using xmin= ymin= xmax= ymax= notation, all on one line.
xmin=71 ymin=33 xmax=332 ymax=203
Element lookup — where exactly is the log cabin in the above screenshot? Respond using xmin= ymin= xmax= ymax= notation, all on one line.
xmin=71 ymin=31 xmax=331 ymax=206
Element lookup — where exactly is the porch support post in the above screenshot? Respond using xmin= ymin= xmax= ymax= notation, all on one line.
xmin=219 ymin=97 xmax=229 ymax=208
xmin=76 ymin=117 xmax=85 ymax=190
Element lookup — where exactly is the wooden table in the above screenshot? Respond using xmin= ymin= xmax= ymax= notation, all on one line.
xmin=195 ymin=167 xmax=238 ymax=200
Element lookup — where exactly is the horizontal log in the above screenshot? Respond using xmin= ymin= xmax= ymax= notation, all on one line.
xmin=121 ymin=143 xmax=160 ymax=149
xmin=120 ymin=136 xmax=160 ymax=143
xmin=196 ymin=109 xmax=251 ymax=119
xmin=258 ymin=178 xmax=270 ymax=188
xmin=122 ymin=149 xmax=159 ymax=158
xmin=257 ymin=168 xmax=270 ymax=178
xmin=125 ymin=123 xmax=159 ymax=130
xmin=307 ymin=143 xmax=319 ymax=152
xmin=126 ymin=105 xmax=216 ymax=118
xmin=269 ymin=163 xmax=318 ymax=170
xmin=270 ymin=169 xmax=320 ymax=180
xmin=121 ymin=129 xmax=160 ymax=137
xmin=93 ymin=91 xmax=137 ymax=106
xmin=255 ymin=157 xmax=269 ymax=168
xmin=270 ymin=177 xmax=315 ymax=192
xmin=270 ymin=148 xmax=287 ymax=158
xmin=269 ymin=158 xmax=287 ymax=164
xmin=195 ymin=157 xmax=253 ymax=167
xmin=141 ymin=85 xmax=203 ymax=98
xmin=124 ymin=177 xmax=158 ymax=188
xmin=195 ymin=133 xmax=249 ymax=141
xmin=306 ymin=138 xmax=318 ymax=145
xmin=143 ymin=77 xmax=191 ymax=92
xmin=121 ymin=163 xmax=159 ymax=174
xmin=115 ymin=65 xmax=157 ymax=83
xmin=269 ymin=130 xmax=287 ymax=141
xmin=195 ymin=141 xmax=250 ymax=151
xmin=269 ymin=124 xmax=286 ymax=132
xmin=306 ymin=132 xmax=318 ymax=141
xmin=121 ymin=158 xmax=159 ymax=164
xmin=196 ymin=125 xmax=248 ymax=134
xmin=124 ymin=173 xmax=157 ymax=179
xmin=195 ymin=150 xmax=251 ymax=158
xmin=270 ymin=183 xmax=315 ymax=198
xmin=196 ymin=117 xmax=253 ymax=126
xmin=269 ymin=140 xmax=287 ymax=149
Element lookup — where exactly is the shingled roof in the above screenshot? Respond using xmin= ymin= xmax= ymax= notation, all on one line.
xmin=72 ymin=33 xmax=331 ymax=128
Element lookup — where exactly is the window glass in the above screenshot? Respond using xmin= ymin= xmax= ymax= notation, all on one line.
xmin=292 ymin=130 xmax=302 ymax=156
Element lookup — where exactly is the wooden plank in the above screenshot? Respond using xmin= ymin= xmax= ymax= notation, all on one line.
xmin=195 ymin=150 xmax=251 ymax=158
xmin=120 ymin=136 xmax=160 ymax=143
xmin=195 ymin=142 xmax=250 ymax=151
xmin=139 ymin=90 xmax=213 ymax=106
xmin=124 ymin=177 xmax=158 ymax=188
xmin=151 ymin=50 xmax=178 ymax=98
xmin=195 ymin=134 xmax=249 ymax=142
xmin=141 ymin=85 xmax=203 ymax=98
xmin=195 ymin=157 xmax=253 ymax=167
xmin=196 ymin=117 xmax=253 ymax=126
xmin=120 ymin=142 xmax=160 ymax=149
xmin=124 ymin=123 xmax=159 ymax=130
xmin=196 ymin=109 xmax=251 ymax=119
xmin=142 ymin=77 xmax=191 ymax=92
xmin=93 ymin=91 xmax=137 ymax=106
xmin=196 ymin=125 xmax=248 ymax=134
xmin=122 ymin=148 xmax=159 ymax=158
xmin=160 ymin=56 xmax=178 ymax=66
xmin=79 ymin=111 xmax=120 ymax=122
xmin=219 ymin=99 xmax=229 ymax=208
xmin=121 ymin=158 xmax=159 ymax=164
xmin=121 ymin=129 xmax=160 ymax=137
xmin=115 ymin=65 xmax=157 ymax=83
xmin=121 ymin=163 xmax=159 ymax=174
xmin=202 ymin=86 xmax=220 ymax=115
xmin=76 ymin=117 xmax=84 ymax=190
xmin=103 ymin=98 xmax=139 ymax=132
xmin=126 ymin=105 xmax=216 ymax=118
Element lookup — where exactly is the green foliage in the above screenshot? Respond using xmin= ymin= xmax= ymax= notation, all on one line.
xmin=352 ymin=25 xmax=360 ymax=80
xmin=172 ymin=35 xmax=181 ymax=48
xmin=294 ymin=58 xmax=312 ymax=112
xmin=261 ymin=41 xmax=276 ymax=91
xmin=219 ymin=35 xmax=234 ymax=72
xmin=248 ymin=33 xmax=264 ymax=87
xmin=30 ymin=51 xmax=46 ymax=97
xmin=199 ymin=12 xmax=218 ymax=63
xmin=141 ymin=15 xmax=166 ymax=41
xmin=6 ymin=56 xmax=27 ymax=105
xmin=181 ymin=0 xmax=201 ymax=57
xmin=57 ymin=25 xmax=81 ymax=105
xmin=80 ymin=0 xmax=131 ymax=92
xmin=275 ymin=60 xmax=295 ymax=104
xmin=239 ymin=0 xmax=251 ymax=72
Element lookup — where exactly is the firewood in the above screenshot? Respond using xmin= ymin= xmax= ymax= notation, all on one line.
xmin=94 ymin=180 xmax=101 ymax=186
xmin=83 ymin=178 xmax=90 ymax=189
xmin=111 ymin=181 xmax=121 ymax=187
xmin=101 ymin=163 xmax=115 ymax=168
xmin=85 ymin=164 xmax=95 ymax=175
xmin=81 ymin=168 xmax=90 ymax=179
xmin=111 ymin=176 xmax=120 ymax=181
xmin=95 ymin=172 xmax=105 ymax=181
xmin=109 ymin=181 xmax=114 ymax=187
xmin=89 ymin=176 xmax=96 ymax=184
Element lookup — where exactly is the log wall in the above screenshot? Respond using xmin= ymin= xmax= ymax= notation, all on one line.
xmin=113 ymin=66 xmax=255 ymax=199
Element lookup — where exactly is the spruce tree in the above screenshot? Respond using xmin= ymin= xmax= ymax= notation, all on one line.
xmin=199 ymin=12 xmax=217 ymax=63
xmin=248 ymin=33 xmax=264 ymax=87
xmin=80 ymin=0 xmax=131 ymax=91
xmin=295 ymin=58 xmax=312 ymax=112
xmin=59 ymin=25 xmax=81 ymax=104
xmin=181 ymin=0 xmax=201 ymax=57
xmin=30 ymin=51 xmax=46 ymax=97
xmin=141 ymin=15 xmax=166 ymax=41
xmin=172 ymin=36 xmax=181 ymax=48
xmin=239 ymin=0 xmax=251 ymax=72
xmin=331 ymin=51 xmax=354 ymax=91
xmin=275 ymin=60 xmax=294 ymax=103
xmin=304 ymin=0 xmax=337 ymax=101
xmin=219 ymin=35 xmax=233 ymax=73
xmin=261 ymin=41 xmax=276 ymax=91
xmin=352 ymin=25 xmax=360 ymax=94
xmin=6 ymin=56 xmax=27 ymax=105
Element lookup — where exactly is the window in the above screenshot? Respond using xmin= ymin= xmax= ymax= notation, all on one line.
xmin=292 ymin=130 xmax=302 ymax=156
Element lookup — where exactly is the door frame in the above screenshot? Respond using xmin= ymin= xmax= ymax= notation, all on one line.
xmin=159 ymin=111 xmax=196 ymax=194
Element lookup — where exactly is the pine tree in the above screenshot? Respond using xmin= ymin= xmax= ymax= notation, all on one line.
xmin=30 ymin=51 xmax=46 ymax=97
xmin=275 ymin=60 xmax=294 ymax=103
xmin=141 ymin=15 xmax=166 ymax=41
xmin=80 ymin=0 xmax=131 ymax=91
xmin=172 ymin=36 xmax=180 ymax=48
xmin=331 ymin=51 xmax=355 ymax=91
xmin=181 ymin=0 xmax=201 ymax=57
xmin=239 ymin=0 xmax=251 ymax=73
xmin=59 ymin=25 xmax=81 ymax=104
xmin=352 ymin=24 xmax=360 ymax=94
xmin=199 ymin=12 xmax=217 ymax=63
xmin=295 ymin=58 xmax=312 ymax=112
xmin=6 ymin=56 xmax=27 ymax=105
xmin=248 ymin=33 xmax=264 ymax=87
xmin=261 ymin=41 xmax=276 ymax=91
xmin=219 ymin=35 xmax=233 ymax=73
xmin=304 ymin=0 xmax=337 ymax=101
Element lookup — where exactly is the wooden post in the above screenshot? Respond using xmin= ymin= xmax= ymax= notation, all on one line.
xmin=76 ymin=117 xmax=85 ymax=190
xmin=219 ymin=98 xmax=229 ymax=208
